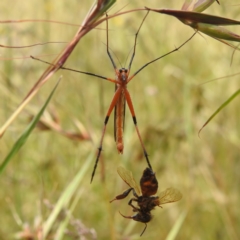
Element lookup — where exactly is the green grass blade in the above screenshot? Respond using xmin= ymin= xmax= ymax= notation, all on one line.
xmin=87 ymin=0 xmax=116 ymax=24
xmin=199 ymin=88 xmax=240 ymax=135
xmin=99 ymin=0 xmax=116 ymax=14
xmin=196 ymin=23 xmax=240 ymax=42
xmin=0 ymin=80 xmax=60 ymax=175
xmin=43 ymin=151 xmax=94 ymax=239
xmin=166 ymin=210 xmax=187 ymax=240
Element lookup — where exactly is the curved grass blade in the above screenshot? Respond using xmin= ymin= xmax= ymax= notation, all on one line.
xmin=193 ymin=0 xmax=220 ymax=13
xmin=86 ymin=0 xmax=116 ymax=25
xmin=191 ymin=23 xmax=240 ymax=42
xmin=182 ymin=0 xmax=219 ymax=12
xmin=0 ymin=79 xmax=61 ymax=175
xmin=146 ymin=9 xmax=240 ymax=26
xmin=199 ymin=88 xmax=240 ymax=135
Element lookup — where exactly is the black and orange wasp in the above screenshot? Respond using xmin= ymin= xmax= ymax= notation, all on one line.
xmin=110 ymin=166 xmax=182 ymax=236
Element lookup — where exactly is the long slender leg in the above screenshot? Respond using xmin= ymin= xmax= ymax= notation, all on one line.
xmin=90 ymin=86 xmax=122 ymax=182
xmin=106 ymin=13 xmax=117 ymax=72
xmin=127 ymin=31 xmax=197 ymax=83
xmin=31 ymin=56 xmax=120 ymax=84
xmin=124 ymin=88 xmax=152 ymax=170
xmin=128 ymin=10 xmax=150 ymax=73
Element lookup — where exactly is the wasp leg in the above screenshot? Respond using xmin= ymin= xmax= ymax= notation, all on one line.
xmin=128 ymin=198 xmax=140 ymax=212
xmin=110 ymin=188 xmax=134 ymax=203
xmin=140 ymin=223 xmax=147 ymax=236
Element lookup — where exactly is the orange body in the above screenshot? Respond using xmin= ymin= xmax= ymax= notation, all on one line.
xmin=114 ymin=88 xmax=125 ymax=153
xmin=114 ymin=69 xmax=128 ymax=154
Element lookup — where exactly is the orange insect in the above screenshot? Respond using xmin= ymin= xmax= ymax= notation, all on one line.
xmin=33 ymin=11 xmax=196 ymax=182
xmin=110 ymin=166 xmax=182 ymax=236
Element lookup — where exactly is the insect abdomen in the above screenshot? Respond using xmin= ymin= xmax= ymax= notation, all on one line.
xmin=114 ymin=88 xmax=125 ymax=153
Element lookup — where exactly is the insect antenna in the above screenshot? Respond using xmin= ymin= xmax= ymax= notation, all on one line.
xmin=102 ymin=41 xmax=123 ymax=69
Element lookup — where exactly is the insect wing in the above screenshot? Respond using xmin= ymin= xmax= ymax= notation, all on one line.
xmin=158 ymin=188 xmax=182 ymax=205
xmin=117 ymin=166 xmax=141 ymax=195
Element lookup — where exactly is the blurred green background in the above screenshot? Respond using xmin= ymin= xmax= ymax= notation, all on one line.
xmin=0 ymin=0 xmax=240 ymax=239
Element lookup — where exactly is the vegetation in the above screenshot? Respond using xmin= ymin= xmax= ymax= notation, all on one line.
xmin=0 ymin=0 xmax=240 ymax=239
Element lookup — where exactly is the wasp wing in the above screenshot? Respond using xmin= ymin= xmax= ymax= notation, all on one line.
xmin=117 ymin=166 xmax=141 ymax=195
xmin=158 ymin=188 xmax=182 ymax=205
